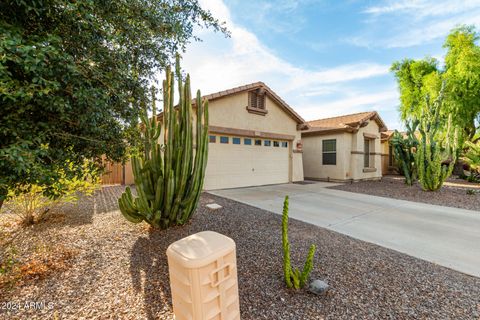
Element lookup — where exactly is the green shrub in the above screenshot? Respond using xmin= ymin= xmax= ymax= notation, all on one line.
xmin=2 ymin=161 xmax=99 ymax=225
xmin=282 ymin=196 xmax=316 ymax=289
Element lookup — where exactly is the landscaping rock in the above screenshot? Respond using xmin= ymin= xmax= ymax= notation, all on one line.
xmin=308 ymin=279 xmax=330 ymax=296
xmin=1 ymin=186 xmax=479 ymax=320
xmin=206 ymin=203 xmax=222 ymax=210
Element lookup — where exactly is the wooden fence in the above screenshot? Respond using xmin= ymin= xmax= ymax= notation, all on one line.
xmin=100 ymin=160 xmax=134 ymax=185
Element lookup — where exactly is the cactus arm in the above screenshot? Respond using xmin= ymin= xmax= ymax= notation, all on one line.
xmin=300 ymin=244 xmax=316 ymax=288
xmin=282 ymin=196 xmax=293 ymax=288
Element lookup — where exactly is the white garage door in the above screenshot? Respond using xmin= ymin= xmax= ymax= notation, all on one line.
xmin=203 ymin=135 xmax=290 ymax=190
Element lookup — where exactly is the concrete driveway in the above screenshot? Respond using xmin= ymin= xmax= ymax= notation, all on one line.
xmin=210 ymin=182 xmax=480 ymax=278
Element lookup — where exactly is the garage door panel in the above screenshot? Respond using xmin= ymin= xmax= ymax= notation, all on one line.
xmin=204 ymin=138 xmax=290 ymax=190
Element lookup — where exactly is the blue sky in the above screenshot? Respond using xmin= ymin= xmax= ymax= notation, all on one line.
xmin=183 ymin=0 xmax=480 ymax=130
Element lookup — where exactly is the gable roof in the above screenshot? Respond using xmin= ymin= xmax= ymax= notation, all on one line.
xmin=303 ymin=111 xmax=388 ymax=136
xmin=381 ymin=130 xmax=395 ymax=141
xmin=202 ymin=81 xmax=306 ymax=125
xmin=156 ymin=81 xmax=307 ymax=127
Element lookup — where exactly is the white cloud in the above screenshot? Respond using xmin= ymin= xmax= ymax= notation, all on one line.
xmin=180 ymin=0 xmax=399 ymax=128
xmin=385 ymin=12 xmax=480 ymax=48
xmin=300 ymin=90 xmax=399 ymax=120
xmin=365 ymin=0 xmax=480 ymax=17
xmin=364 ymin=0 xmax=423 ymax=15
xmin=353 ymin=0 xmax=480 ymax=48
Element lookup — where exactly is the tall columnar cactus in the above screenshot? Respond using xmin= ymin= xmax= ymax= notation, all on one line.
xmin=390 ymin=120 xmax=419 ymax=186
xmin=118 ymin=57 xmax=209 ymax=228
xmin=462 ymin=135 xmax=480 ymax=180
xmin=282 ymin=196 xmax=316 ymax=289
xmin=416 ymin=83 xmax=458 ymax=191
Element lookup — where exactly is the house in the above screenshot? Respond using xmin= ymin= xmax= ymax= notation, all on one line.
xmin=201 ymin=82 xmax=307 ymax=189
xmin=301 ymin=111 xmax=388 ymax=182
xmin=107 ymin=82 xmax=307 ymax=189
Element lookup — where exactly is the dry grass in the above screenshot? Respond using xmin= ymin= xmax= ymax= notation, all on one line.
xmin=0 ymin=239 xmax=77 ymax=291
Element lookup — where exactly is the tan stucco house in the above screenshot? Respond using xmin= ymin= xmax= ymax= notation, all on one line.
xmin=115 ymin=82 xmax=307 ymax=189
xmin=302 ymin=111 xmax=388 ymax=182
xmin=201 ymin=82 xmax=307 ymax=189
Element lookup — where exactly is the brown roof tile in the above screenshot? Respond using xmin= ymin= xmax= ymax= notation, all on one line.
xmin=304 ymin=111 xmax=387 ymax=136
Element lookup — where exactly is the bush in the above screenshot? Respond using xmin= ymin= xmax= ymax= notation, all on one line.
xmin=2 ymin=161 xmax=99 ymax=225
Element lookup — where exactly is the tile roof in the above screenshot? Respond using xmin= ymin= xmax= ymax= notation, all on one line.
xmin=381 ymin=130 xmax=395 ymax=141
xmin=304 ymin=111 xmax=388 ymax=136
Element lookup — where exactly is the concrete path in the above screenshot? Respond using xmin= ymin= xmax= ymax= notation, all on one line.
xmin=210 ymin=182 xmax=480 ymax=278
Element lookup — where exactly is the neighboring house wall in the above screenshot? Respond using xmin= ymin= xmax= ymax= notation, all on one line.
xmin=303 ymin=133 xmax=348 ymax=181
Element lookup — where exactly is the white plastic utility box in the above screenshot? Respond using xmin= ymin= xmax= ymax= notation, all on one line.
xmin=166 ymin=231 xmax=240 ymax=320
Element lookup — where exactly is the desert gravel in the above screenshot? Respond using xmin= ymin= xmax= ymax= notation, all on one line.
xmin=1 ymin=186 xmax=479 ymax=319
xmin=329 ymin=175 xmax=480 ymax=212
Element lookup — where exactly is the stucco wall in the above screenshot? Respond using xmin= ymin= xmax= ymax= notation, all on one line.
xmin=302 ymin=133 xmax=348 ymax=181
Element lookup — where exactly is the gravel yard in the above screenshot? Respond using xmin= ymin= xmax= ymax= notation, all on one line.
xmin=1 ymin=186 xmax=479 ymax=319
xmin=329 ymin=175 xmax=480 ymax=212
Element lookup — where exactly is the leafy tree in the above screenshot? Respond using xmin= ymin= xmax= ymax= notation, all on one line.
xmin=444 ymin=26 xmax=480 ymax=138
xmin=391 ymin=58 xmax=441 ymax=120
xmin=391 ymin=25 xmax=480 ymax=139
xmin=0 ymin=0 xmax=227 ymax=207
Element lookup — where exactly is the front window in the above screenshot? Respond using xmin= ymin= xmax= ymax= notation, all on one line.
xmin=364 ymin=138 xmax=370 ymax=167
xmin=244 ymin=138 xmax=252 ymax=145
xmin=255 ymin=139 xmax=262 ymax=146
xmin=209 ymin=135 xmax=216 ymax=143
xmin=264 ymin=140 xmax=271 ymax=146
xmin=322 ymin=139 xmax=336 ymax=165
xmin=232 ymin=137 xmax=241 ymax=144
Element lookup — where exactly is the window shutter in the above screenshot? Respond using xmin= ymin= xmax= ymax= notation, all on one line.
xmin=248 ymin=91 xmax=257 ymax=108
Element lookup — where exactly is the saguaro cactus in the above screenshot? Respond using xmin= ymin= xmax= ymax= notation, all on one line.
xmin=118 ymin=57 xmax=209 ymax=228
xmin=282 ymin=196 xmax=316 ymax=289
xmin=416 ymin=84 xmax=458 ymax=191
